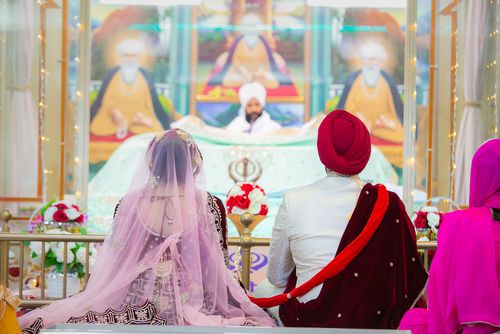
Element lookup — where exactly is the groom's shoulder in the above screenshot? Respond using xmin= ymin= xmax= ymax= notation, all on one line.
xmin=283 ymin=178 xmax=327 ymax=204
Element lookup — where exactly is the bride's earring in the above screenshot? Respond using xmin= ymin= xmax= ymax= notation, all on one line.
xmin=154 ymin=175 xmax=160 ymax=187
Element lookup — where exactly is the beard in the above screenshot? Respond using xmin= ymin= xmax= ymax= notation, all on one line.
xmin=120 ymin=64 xmax=139 ymax=84
xmin=243 ymin=34 xmax=260 ymax=48
xmin=361 ymin=66 xmax=381 ymax=88
xmin=245 ymin=111 xmax=263 ymax=124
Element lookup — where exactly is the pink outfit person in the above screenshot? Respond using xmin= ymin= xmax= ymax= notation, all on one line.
xmin=399 ymin=138 xmax=500 ymax=333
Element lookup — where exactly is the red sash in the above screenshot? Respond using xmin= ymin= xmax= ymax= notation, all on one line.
xmin=249 ymin=184 xmax=389 ymax=308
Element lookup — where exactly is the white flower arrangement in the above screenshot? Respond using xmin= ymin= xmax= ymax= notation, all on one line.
xmin=413 ymin=205 xmax=442 ymax=241
xmin=29 ymin=230 xmax=98 ymax=278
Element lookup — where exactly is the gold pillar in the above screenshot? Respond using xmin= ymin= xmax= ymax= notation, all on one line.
xmin=0 ymin=209 xmax=11 ymax=232
xmin=0 ymin=210 xmax=12 ymax=286
xmin=240 ymin=213 xmax=253 ymax=290
xmin=228 ymin=212 xmax=266 ymax=290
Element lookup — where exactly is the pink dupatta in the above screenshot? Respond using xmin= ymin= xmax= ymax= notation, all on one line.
xmin=19 ymin=130 xmax=275 ymax=331
xmin=399 ymin=139 xmax=500 ymax=333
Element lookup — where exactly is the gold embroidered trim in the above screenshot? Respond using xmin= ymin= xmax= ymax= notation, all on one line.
xmin=0 ymin=300 xmax=5 ymax=320
xmin=0 ymin=285 xmax=20 ymax=319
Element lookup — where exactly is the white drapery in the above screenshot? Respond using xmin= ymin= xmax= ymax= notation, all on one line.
xmin=3 ymin=0 xmax=38 ymax=197
xmin=454 ymin=0 xmax=488 ymax=205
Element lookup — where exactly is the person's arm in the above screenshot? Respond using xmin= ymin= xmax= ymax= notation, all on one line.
xmin=267 ymin=194 xmax=294 ymax=288
xmin=90 ymin=67 xmax=120 ymax=122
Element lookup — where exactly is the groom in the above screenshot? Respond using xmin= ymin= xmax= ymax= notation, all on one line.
xmin=253 ymin=109 xmax=427 ymax=329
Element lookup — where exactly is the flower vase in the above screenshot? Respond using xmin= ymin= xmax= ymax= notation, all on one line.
xmin=34 ymin=221 xmax=81 ymax=234
xmin=46 ymin=270 xmax=80 ymax=299
xmin=227 ymin=213 xmax=266 ymax=236
xmin=416 ymin=228 xmax=431 ymax=241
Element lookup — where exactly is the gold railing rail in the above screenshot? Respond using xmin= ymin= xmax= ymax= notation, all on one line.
xmin=0 ymin=233 xmax=103 ymax=307
xmin=0 ymin=233 xmax=437 ymax=308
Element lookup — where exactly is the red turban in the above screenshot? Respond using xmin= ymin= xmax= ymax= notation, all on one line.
xmin=317 ymin=109 xmax=371 ymax=175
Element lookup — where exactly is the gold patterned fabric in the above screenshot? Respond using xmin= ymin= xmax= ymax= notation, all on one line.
xmin=0 ymin=285 xmax=21 ymax=334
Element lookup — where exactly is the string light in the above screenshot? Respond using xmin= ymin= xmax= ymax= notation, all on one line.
xmin=494 ymin=1 xmax=499 ymax=137
xmin=402 ymin=0 xmax=417 ymax=210
xmin=38 ymin=0 xmax=48 ymax=203
xmin=70 ymin=11 xmax=86 ymax=206
xmin=449 ymin=26 xmax=459 ymax=201
xmin=487 ymin=0 xmax=499 ymax=138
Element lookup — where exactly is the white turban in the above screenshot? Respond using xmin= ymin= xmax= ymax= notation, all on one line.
xmin=117 ymin=39 xmax=143 ymax=56
xmin=239 ymin=82 xmax=267 ymax=108
xmin=360 ymin=42 xmax=387 ymax=61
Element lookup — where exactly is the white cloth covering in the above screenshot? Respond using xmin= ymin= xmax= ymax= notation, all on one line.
xmin=226 ymin=111 xmax=282 ymax=135
xmin=454 ymin=0 xmax=488 ymax=205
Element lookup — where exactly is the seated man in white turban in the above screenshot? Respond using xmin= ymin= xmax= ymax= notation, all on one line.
xmin=226 ymin=82 xmax=282 ymax=135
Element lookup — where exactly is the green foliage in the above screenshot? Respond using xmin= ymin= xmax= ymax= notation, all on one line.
xmin=40 ymin=200 xmax=56 ymax=217
xmin=30 ymin=242 xmax=92 ymax=278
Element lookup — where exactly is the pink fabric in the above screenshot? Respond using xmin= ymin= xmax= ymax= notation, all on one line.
xmin=469 ymin=139 xmax=500 ymax=209
xmin=399 ymin=139 xmax=500 ymax=333
xmin=19 ymin=130 xmax=275 ymax=329
xmin=495 ymin=222 xmax=500 ymax=288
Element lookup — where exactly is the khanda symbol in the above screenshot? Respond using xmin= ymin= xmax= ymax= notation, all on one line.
xmin=228 ymin=157 xmax=262 ymax=183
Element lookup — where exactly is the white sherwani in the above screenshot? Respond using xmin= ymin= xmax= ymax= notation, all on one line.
xmin=255 ymin=175 xmax=364 ymax=322
xmin=226 ymin=111 xmax=281 ymax=135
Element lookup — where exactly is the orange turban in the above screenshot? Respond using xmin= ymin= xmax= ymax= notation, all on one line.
xmin=317 ymin=109 xmax=371 ymax=175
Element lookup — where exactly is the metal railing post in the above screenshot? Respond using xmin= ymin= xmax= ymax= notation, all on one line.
xmin=0 ymin=209 xmax=12 ymax=233
xmin=239 ymin=213 xmax=253 ymax=290
xmin=0 ymin=238 xmax=8 ymax=286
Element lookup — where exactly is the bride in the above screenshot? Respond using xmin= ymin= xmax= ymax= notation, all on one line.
xmin=20 ymin=129 xmax=275 ymax=332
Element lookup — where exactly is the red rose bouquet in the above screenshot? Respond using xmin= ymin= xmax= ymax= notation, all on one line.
xmin=226 ymin=183 xmax=268 ymax=216
xmin=412 ymin=206 xmax=443 ymax=241
xmin=29 ymin=200 xmax=87 ymax=234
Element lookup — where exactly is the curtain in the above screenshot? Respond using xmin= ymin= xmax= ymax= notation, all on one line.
xmin=454 ymin=0 xmax=487 ymax=206
xmin=3 ymin=0 xmax=38 ymax=197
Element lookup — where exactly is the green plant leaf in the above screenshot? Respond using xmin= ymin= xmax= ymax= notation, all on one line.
xmin=46 ymin=257 xmax=59 ymax=267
